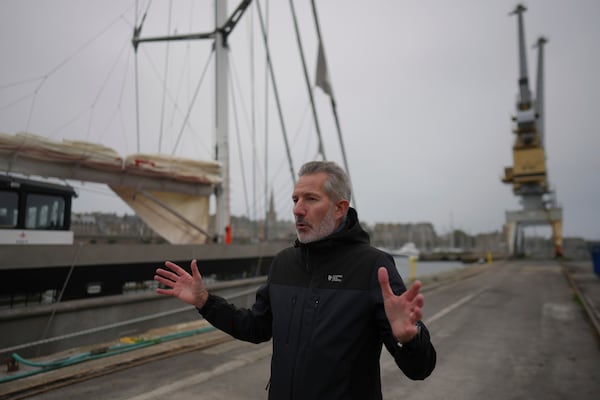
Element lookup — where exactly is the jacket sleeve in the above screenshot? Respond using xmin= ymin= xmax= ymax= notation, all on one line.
xmin=374 ymin=257 xmax=437 ymax=380
xmin=388 ymin=319 xmax=436 ymax=380
xmin=197 ymin=281 xmax=273 ymax=344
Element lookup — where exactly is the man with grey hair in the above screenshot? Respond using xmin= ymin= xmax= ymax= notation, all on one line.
xmin=293 ymin=160 xmax=352 ymax=243
xmin=155 ymin=160 xmax=436 ymax=399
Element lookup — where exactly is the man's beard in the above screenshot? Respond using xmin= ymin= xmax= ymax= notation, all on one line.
xmin=296 ymin=206 xmax=337 ymax=243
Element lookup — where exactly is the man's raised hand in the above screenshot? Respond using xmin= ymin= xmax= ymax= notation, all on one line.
xmin=377 ymin=266 xmax=424 ymax=344
xmin=154 ymin=259 xmax=209 ymax=309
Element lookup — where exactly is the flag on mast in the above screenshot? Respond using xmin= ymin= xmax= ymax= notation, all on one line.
xmin=315 ymin=41 xmax=333 ymax=97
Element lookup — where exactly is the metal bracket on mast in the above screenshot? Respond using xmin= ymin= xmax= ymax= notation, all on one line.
xmin=131 ymin=0 xmax=252 ymax=49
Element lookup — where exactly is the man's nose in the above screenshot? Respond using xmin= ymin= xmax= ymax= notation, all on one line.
xmin=293 ymin=200 xmax=306 ymax=216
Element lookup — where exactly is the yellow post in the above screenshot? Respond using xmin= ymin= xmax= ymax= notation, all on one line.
xmin=409 ymin=256 xmax=417 ymax=280
xmin=487 ymin=251 xmax=493 ymax=264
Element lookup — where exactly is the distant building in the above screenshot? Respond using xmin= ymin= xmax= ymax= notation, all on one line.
xmin=72 ymin=212 xmax=163 ymax=244
xmin=71 ymin=211 xmax=591 ymax=260
xmin=370 ymin=222 xmax=437 ymax=252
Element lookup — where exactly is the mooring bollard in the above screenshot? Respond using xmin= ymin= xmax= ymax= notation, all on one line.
xmin=409 ymin=256 xmax=417 ymax=280
xmin=6 ymin=356 xmax=19 ymax=372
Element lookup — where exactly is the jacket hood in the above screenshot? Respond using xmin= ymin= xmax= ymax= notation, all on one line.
xmin=294 ymin=207 xmax=370 ymax=249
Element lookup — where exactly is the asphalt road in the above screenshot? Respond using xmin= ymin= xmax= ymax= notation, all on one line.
xmin=17 ymin=260 xmax=600 ymax=399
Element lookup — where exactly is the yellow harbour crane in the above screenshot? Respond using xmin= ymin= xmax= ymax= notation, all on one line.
xmin=502 ymin=4 xmax=563 ymax=257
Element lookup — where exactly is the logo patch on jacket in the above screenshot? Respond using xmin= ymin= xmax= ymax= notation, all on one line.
xmin=327 ymin=274 xmax=343 ymax=283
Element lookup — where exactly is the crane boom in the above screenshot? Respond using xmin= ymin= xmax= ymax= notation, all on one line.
xmin=510 ymin=4 xmax=532 ymax=108
xmin=534 ymin=37 xmax=548 ymax=147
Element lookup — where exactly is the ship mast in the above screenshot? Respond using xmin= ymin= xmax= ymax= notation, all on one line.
xmin=215 ymin=0 xmax=231 ymax=244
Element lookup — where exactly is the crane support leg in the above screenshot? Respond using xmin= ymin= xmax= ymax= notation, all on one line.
xmin=551 ymin=219 xmax=563 ymax=258
xmin=505 ymin=208 xmax=563 ymax=258
xmin=505 ymin=221 xmax=518 ymax=257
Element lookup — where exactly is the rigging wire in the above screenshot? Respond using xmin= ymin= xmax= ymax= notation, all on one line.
xmin=167 ymin=2 xmax=196 ymax=136
xmin=158 ymin=0 xmax=173 ymax=153
xmin=167 ymin=48 xmax=192 ymax=130
xmin=24 ymin=82 xmax=42 ymax=133
xmin=288 ymin=0 xmax=326 ymax=161
xmin=133 ymin=0 xmax=152 ymax=152
xmin=21 ymin=7 xmax=133 ymax=134
xmin=36 ymin=243 xmax=83 ymax=357
xmin=229 ymin=52 xmax=256 ymax=199
xmin=0 ymin=91 xmax=34 ymax=112
xmin=255 ymin=0 xmax=295 ymax=186
xmin=231 ymin=99 xmax=250 ymax=220
xmin=0 ymin=77 xmax=41 ymax=90
xmin=249 ymin=1 xmax=257 ymax=223
xmin=310 ymin=0 xmax=355 ymax=207
xmin=170 ymin=48 xmax=215 ymax=155
xmin=100 ymin=47 xmax=133 ymax=154
xmin=268 ymin=99 xmax=311 ymax=186
xmin=263 ymin=0 xmax=271 ymax=238
xmin=272 ymin=178 xmax=294 ymax=220
xmin=186 ymin=1 xmax=196 ymax=107
xmin=46 ymin=27 xmax=132 ymax=142
xmin=88 ymin=36 xmax=132 ymax=142
xmin=230 ymin=68 xmax=251 ymax=219
xmin=134 ymin=48 xmax=141 ymax=152
xmin=0 ymin=79 xmax=38 ymax=115
xmin=137 ymin=45 xmax=212 ymax=157
xmin=263 ymin=99 xmax=313 ymax=220
xmin=230 ymin=52 xmax=266 ymax=183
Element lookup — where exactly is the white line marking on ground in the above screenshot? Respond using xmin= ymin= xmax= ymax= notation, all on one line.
xmin=424 ymin=286 xmax=488 ymax=325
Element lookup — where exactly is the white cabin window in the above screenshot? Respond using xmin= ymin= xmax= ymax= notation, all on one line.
xmin=25 ymin=194 xmax=66 ymax=229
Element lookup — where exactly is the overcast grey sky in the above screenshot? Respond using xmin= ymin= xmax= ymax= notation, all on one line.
xmin=1 ymin=0 xmax=599 ymax=240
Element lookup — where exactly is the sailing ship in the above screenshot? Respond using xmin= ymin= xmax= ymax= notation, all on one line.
xmin=0 ymin=0 xmax=350 ymax=305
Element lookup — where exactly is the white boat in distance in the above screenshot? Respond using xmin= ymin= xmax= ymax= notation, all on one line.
xmin=391 ymin=242 xmax=420 ymax=259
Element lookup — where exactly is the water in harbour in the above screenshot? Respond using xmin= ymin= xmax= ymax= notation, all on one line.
xmin=393 ymin=256 xmax=467 ymax=280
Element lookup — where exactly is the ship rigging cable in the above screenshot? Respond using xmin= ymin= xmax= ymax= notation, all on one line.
xmin=255 ymin=0 xmax=296 ymax=185
xmin=133 ymin=0 xmax=152 ymax=152
xmin=171 ymin=49 xmax=215 ymax=156
xmin=289 ymin=0 xmax=326 ymax=161
xmin=230 ymin=55 xmax=252 ymax=218
xmin=310 ymin=0 xmax=354 ymax=207
xmin=158 ymin=0 xmax=173 ymax=153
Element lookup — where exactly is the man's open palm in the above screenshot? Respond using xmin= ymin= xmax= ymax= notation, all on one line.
xmin=378 ymin=267 xmax=424 ymax=344
xmin=154 ymin=259 xmax=209 ymax=309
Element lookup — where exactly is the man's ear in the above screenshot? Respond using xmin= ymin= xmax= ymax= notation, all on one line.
xmin=335 ymin=199 xmax=350 ymax=218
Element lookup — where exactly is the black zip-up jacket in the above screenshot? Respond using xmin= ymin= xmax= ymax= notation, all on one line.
xmin=199 ymin=208 xmax=436 ymax=399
